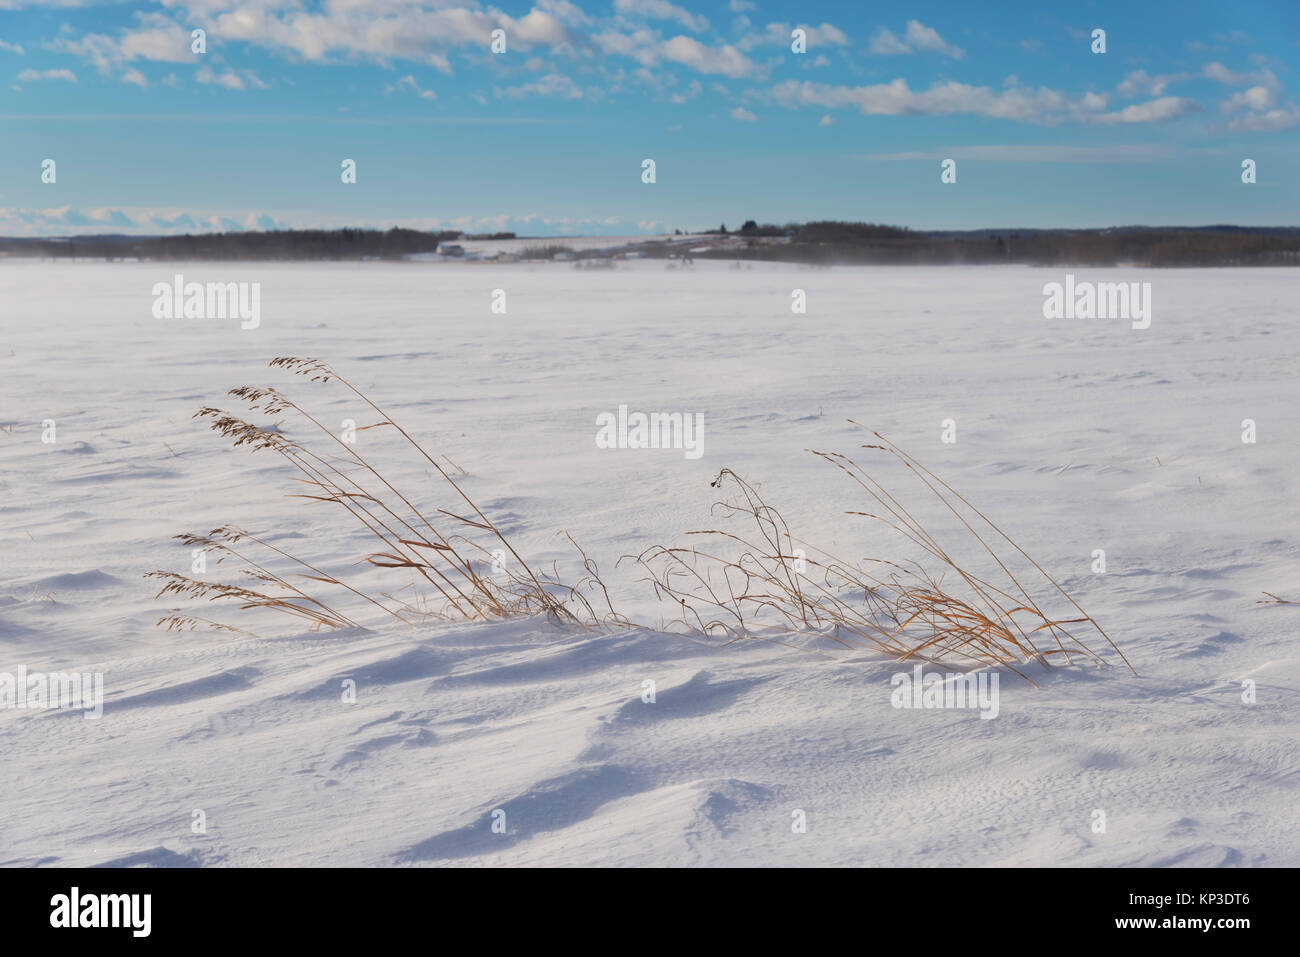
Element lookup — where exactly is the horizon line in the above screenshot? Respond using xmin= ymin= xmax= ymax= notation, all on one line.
xmin=5 ymin=222 xmax=1299 ymax=242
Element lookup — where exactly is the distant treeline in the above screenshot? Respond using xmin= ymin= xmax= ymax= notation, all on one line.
xmin=2 ymin=222 xmax=1298 ymax=266
xmin=0 ymin=227 xmax=473 ymax=261
xmin=688 ymin=221 xmax=1300 ymax=267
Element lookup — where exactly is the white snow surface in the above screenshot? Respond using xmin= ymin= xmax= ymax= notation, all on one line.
xmin=1 ymin=260 xmax=1297 ymax=867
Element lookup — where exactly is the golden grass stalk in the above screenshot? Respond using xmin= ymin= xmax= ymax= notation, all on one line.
xmin=148 ymin=357 xmax=613 ymax=633
xmin=1257 ymin=592 xmax=1294 ymax=604
xmin=627 ymin=427 xmax=1134 ymax=684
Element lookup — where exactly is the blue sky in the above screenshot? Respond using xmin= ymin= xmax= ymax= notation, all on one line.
xmin=2 ymin=0 xmax=1298 ymax=236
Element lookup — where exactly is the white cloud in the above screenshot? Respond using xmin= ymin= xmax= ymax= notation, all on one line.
xmin=870 ymin=20 xmax=962 ymax=59
xmin=1221 ymin=85 xmax=1275 ymax=113
xmin=615 ymin=0 xmax=708 ymax=33
xmin=0 ymin=204 xmax=651 ymax=238
xmin=46 ymin=13 xmax=194 ymax=73
xmin=769 ymin=78 xmax=1090 ymax=124
xmin=498 ymin=72 xmax=584 ymax=99
xmin=1202 ymin=61 xmax=1279 ymax=89
xmin=662 ymin=35 xmax=755 ymax=77
xmin=0 ymin=0 xmax=90 ymax=8
xmin=818 ymin=113 xmax=835 ymax=126
xmin=537 ymin=0 xmax=590 ymax=27
xmin=196 ymin=65 xmax=243 ymax=90
xmin=0 ymin=204 xmax=661 ymax=238
xmin=766 ymin=78 xmax=1191 ymax=126
xmin=0 ymin=205 xmax=140 ymax=235
xmin=0 ymin=38 xmax=24 ymax=54
xmin=730 ymin=105 xmax=756 ymax=121
xmin=195 ymin=64 xmax=265 ymax=90
xmin=863 ymin=144 xmax=1173 ymax=163
xmin=868 ymin=29 xmax=910 ymax=56
xmin=1202 ymin=60 xmax=1297 ymax=129
xmin=185 ymin=4 xmax=576 ymax=66
xmin=1204 ymin=61 xmax=1245 ymax=84
xmin=738 ymin=21 xmax=849 ymax=52
xmin=805 ymin=23 xmax=848 ymax=47
xmin=1116 ymin=70 xmax=1186 ymax=98
xmin=121 ymin=67 xmax=148 ymax=87
xmin=510 ymin=9 xmax=574 ymax=45
xmin=1092 ymin=96 xmax=1199 ymax=124
xmin=118 ymin=14 xmax=193 ymax=62
xmin=1227 ymin=107 xmax=1300 ymax=131
xmin=903 ymin=20 xmax=963 ymax=59
xmin=17 ymin=67 xmax=77 ymax=82
xmin=386 ymin=74 xmax=436 ymax=99
xmin=44 ymin=33 xmax=117 ymax=72
xmin=595 ymin=27 xmax=662 ymax=66
xmin=669 ymin=78 xmax=701 ymax=102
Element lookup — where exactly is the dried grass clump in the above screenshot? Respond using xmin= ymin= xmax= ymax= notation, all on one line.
xmin=147 ymin=357 xmax=622 ymax=634
xmin=150 ymin=358 xmax=1131 ymax=686
xmin=628 ymin=427 xmax=1134 ymax=684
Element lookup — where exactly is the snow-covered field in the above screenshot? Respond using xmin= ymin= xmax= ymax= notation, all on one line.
xmin=1 ymin=260 xmax=1297 ymax=867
